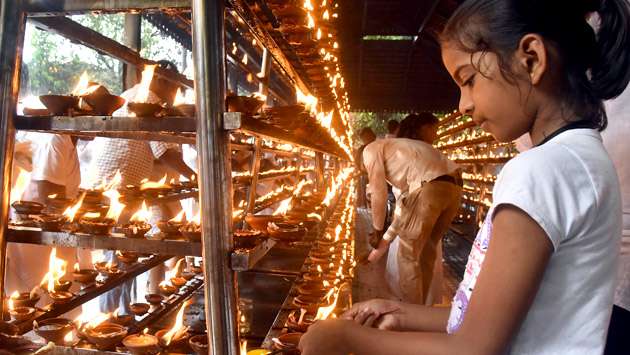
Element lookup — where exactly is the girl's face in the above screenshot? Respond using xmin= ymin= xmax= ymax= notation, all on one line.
xmin=441 ymin=44 xmax=535 ymax=142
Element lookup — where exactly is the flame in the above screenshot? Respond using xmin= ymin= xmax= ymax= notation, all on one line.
xmin=134 ymin=64 xmax=156 ymax=103
xmin=130 ymin=201 xmax=152 ymax=223
xmin=43 ymin=248 xmax=67 ymax=293
xmin=10 ymin=168 xmax=31 ymax=204
xmin=140 ymin=174 xmax=169 ymax=190
xmin=323 ymin=10 xmax=330 ymax=20
xmin=316 ymin=28 xmax=322 ymax=40
xmin=143 ymin=328 xmax=149 ymax=334
xmin=272 ymin=197 xmax=292 ymax=216
xmin=314 ymin=288 xmax=340 ymax=320
xmin=307 ymin=13 xmax=315 ymax=28
xmin=304 ymin=0 xmax=314 ymax=11
xmin=169 ymin=210 xmax=185 ymax=223
xmin=163 ymin=301 xmax=191 ymax=346
xmin=240 ymin=340 xmax=248 ymax=355
xmin=323 ymin=280 xmax=330 ymax=288
xmin=71 ymin=71 xmax=90 ymax=96
xmin=307 ymin=213 xmax=322 ymax=221
xmin=8 ymin=291 xmax=19 ymax=310
xmin=74 ymin=263 xmax=80 ymax=272
xmin=103 ymin=189 xmax=126 ymax=222
xmin=64 ymin=331 xmax=73 ymax=344
xmin=251 ymin=92 xmax=267 ymax=102
xmin=295 ymin=87 xmax=318 ymax=115
xmin=48 ymin=194 xmax=58 ymax=199
xmin=242 ymin=53 xmax=248 ymax=65
xmin=316 ymin=264 xmax=323 ymax=273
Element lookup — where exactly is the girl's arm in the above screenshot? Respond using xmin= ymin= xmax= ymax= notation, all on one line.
xmin=300 ymin=204 xmax=553 ymax=355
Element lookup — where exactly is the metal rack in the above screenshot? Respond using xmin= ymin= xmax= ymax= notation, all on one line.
xmin=0 ymin=1 xmax=353 ymax=354
xmin=436 ymin=114 xmax=517 ymax=229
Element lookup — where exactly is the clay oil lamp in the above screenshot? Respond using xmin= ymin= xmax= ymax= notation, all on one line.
xmin=49 ymin=291 xmax=74 ymax=305
xmin=40 ymin=248 xmax=74 ymax=304
xmin=35 ymin=213 xmax=68 ymax=232
xmin=111 ymin=309 xmax=134 ymax=327
xmin=77 ymin=212 xmax=116 ymax=235
xmin=127 ymin=65 xmax=163 ymax=118
xmin=166 ymin=258 xmax=188 ymax=288
xmin=38 ymin=94 xmax=78 ymax=115
xmin=128 ymin=102 xmax=163 ymax=117
xmin=9 ymin=289 xmax=40 ymax=308
xmin=181 ymin=270 xmax=195 ymax=280
xmin=80 ymin=177 xmax=126 ymax=235
xmin=158 ymin=210 xmax=185 ymax=238
xmin=286 ymin=308 xmax=315 ymax=333
xmin=129 ymin=303 xmax=151 ymax=316
xmin=292 ymin=293 xmax=322 ymax=313
xmin=139 ymin=175 xmax=171 ymax=199
xmin=267 ymin=221 xmax=306 ymax=242
xmin=123 ymin=330 xmax=160 ymax=355
xmin=271 ymin=333 xmax=302 ymax=353
xmin=233 ymin=229 xmax=263 ymax=249
xmin=53 ymin=279 xmax=72 ymax=292
xmin=158 ymin=281 xmax=177 ymax=296
xmin=244 ymin=214 xmax=284 ymax=231
xmin=226 ymin=93 xmax=264 ymax=115
xmin=11 ymin=200 xmax=45 ymax=216
xmin=297 ymin=281 xmax=329 ymax=298
xmin=179 ymin=211 xmax=201 ymax=242
xmin=7 ymin=293 xmax=35 ymax=322
xmin=172 ymin=88 xmax=196 ymax=117
xmin=84 ymin=322 xmax=128 ymax=350
xmin=145 ymin=293 xmax=165 ymax=306
xmin=119 ymin=201 xmax=152 ymax=238
xmin=156 ymin=301 xmax=191 ymax=352
xmin=75 ymin=80 xmax=125 ymax=116
xmin=117 ymin=250 xmax=139 ymax=265
xmin=94 ymin=261 xmax=122 ymax=279
xmin=34 ymin=318 xmax=75 ymax=344
xmin=72 ymin=263 xmax=98 ymax=284
xmin=189 ymin=334 xmax=209 ymax=355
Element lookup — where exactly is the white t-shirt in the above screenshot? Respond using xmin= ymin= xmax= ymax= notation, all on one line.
xmin=28 ymin=132 xmax=81 ymax=199
xmin=447 ymin=128 xmax=621 ymax=354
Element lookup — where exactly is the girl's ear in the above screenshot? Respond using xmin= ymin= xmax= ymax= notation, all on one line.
xmin=516 ymin=33 xmax=548 ymax=85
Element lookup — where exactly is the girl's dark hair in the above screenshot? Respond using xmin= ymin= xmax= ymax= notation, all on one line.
xmin=397 ymin=112 xmax=439 ymax=139
xmin=440 ymin=0 xmax=630 ymax=131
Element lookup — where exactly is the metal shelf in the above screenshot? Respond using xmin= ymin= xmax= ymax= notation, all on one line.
xmin=231 ymin=238 xmax=277 ymax=271
xmin=437 ymin=119 xmax=475 ymax=138
xmin=438 ymin=135 xmax=495 ymax=150
xmin=7 ymin=228 xmax=202 ymax=256
xmin=24 ymin=0 xmax=191 ymax=15
xmin=14 ymin=255 xmax=171 ymax=333
xmin=453 ymin=157 xmax=512 ymax=165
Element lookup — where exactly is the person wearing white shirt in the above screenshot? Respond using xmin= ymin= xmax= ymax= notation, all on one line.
xmin=363 ymin=113 xmax=462 ymax=305
xmin=6 ymin=132 xmax=81 ymax=294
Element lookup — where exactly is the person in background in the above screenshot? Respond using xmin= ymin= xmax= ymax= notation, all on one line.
xmin=385 ymin=119 xmax=400 ymax=139
xmin=355 ymin=127 xmax=377 ymax=208
xmin=298 ymin=0 xmax=630 ymax=354
xmin=89 ymin=60 xmax=196 ymax=313
xmin=363 ymin=113 xmax=461 ymax=305
xmin=6 ymin=133 xmax=82 ymax=296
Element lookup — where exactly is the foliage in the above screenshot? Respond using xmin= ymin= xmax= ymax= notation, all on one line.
xmin=23 ymin=14 xmax=191 ymax=98
xmin=350 ymin=111 xmax=406 ymax=138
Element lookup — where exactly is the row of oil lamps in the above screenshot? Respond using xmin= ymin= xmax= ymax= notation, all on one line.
xmin=6 ymin=252 xmax=206 ymax=354
xmin=10 ymin=169 xmax=202 ymax=241
xmin=23 ymin=66 xmax=195 ymax=118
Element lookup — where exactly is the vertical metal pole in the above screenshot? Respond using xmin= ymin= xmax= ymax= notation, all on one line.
xmin=192 ymin=1 xmax=239 ymax=354
xmin=122 ymin=13 xmax=141 ymax=91
xmin=257 ymin=48 xmax=271 ymax=96
xmin=315 ymin=152 xmax=325 ymax=191
xmin=0 ymin=0 xmax=25 ymax=311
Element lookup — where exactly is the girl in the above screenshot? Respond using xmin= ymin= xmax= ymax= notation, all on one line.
xmin=298 ymin=0 xmax=630 ymax=354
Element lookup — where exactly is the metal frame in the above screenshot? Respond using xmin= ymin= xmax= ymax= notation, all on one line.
xmin=0 ymin=1 xmax=351 ymax=354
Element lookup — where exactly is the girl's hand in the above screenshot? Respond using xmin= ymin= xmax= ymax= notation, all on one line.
xmin=367 ymin=238 xmax=390 ymax=263
xmin=341 ymin=299 xmax=401 ymax=330
xmin=298 ymin=319 xmax=349 ymax=355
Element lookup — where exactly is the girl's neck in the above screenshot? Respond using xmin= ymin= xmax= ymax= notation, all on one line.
xmin=528 ymin=102 xmax=578 ymax=146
